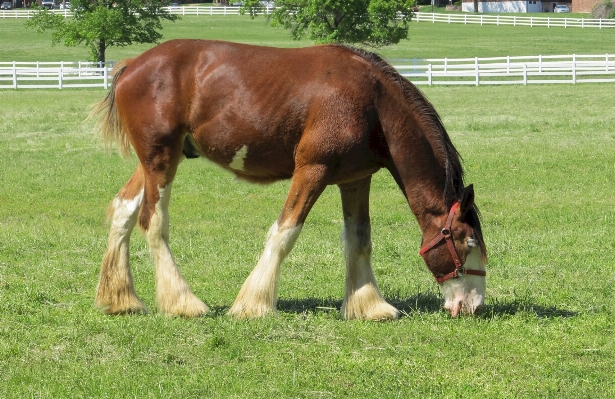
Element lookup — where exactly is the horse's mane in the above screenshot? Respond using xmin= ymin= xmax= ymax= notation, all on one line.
xmin=336 ymin=45 xmax=464 ymax=207
xmin=337 ymin=45 xmax=486 ymax=256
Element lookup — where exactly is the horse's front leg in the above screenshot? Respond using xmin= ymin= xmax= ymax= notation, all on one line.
xmin=228 ymin=165 xmax=327 ymax=318
xmin=339 ymin=176 xmax=399 ymax=320
xmin=95 ymin=166 xmax=147 ymax=315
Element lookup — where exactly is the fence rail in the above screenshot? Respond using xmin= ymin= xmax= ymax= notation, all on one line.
xmin=2 ymin=55 xmax=615 ymax=89
xmin=2 ymin=8 xmax=615 ymax=28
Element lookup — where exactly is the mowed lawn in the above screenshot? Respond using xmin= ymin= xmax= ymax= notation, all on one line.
xmin=1 ymin=15 xmax=615 ymax=399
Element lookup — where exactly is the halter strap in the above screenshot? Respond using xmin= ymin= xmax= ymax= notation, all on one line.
xmin=419 ymin=201 xmax=486 ymax=284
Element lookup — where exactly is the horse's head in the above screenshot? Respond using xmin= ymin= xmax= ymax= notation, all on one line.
xmin=419 ymin=185 xmax=487 ymax=317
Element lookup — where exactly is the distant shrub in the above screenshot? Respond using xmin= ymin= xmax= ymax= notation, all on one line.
xmin=590 ymin=0 xmax=615 ymax=19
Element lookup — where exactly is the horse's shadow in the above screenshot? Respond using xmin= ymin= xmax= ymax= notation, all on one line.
xmin=273 ymin=292 xmax=578 ymax=319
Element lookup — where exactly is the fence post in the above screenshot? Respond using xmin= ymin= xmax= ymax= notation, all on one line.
xmin=523 ymin=64 xmax=527 ymax=85
xmin=475 ymin=57 xmax=479 ymax=86
xmin=103 ymin=63 xmax=109 ymax=89
xmin=539 ymin=54 xmax=542 ymax=73
xmin=444 ymin=58 xmax=448 ymax=74
xmin=12 ymin=61 xmax=17 ymax=89
xmin=572 ymin=54 xmax=576 ymax=84
xmin=428 ymin=63 xmax=432 ymax=86
xmin=59 ymin=62 xmax=63 ymax=89
xmin=507 ymin=56 xmax=510 ymax=74
xmin=607 ymin=53 xmax=610 ymax=72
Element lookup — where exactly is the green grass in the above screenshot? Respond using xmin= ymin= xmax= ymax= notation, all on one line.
xmin=1 ymin=15 xmax=615 ymax=399
xmin=1 ymin=14 xmax=615 ymax=61
xmin=1 ymin=84 xmax=614 ymax=397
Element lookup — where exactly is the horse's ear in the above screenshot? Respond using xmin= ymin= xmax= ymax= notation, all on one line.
xmin=459 ymin=184 xmax=475 ymax=216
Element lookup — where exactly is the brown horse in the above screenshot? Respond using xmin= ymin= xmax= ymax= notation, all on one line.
xmin=92 ymin=39 xmax=486 ymax=319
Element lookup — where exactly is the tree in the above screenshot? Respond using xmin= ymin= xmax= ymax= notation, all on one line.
xmin=242 ymin=0 xmax=415 ymax=47
xmin=25 ymin=0 xmax=179 ymax=63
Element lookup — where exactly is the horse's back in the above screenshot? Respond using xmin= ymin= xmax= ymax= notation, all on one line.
xmin=114 ymin=40 xmax=387 ymax=184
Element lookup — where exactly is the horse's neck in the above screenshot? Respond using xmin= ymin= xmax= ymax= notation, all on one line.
xmin=381 ymin=113 xmax=450 ymax=231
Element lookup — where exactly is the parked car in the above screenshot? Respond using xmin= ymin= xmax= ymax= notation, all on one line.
xmin=41 ymin=0 xmax=55 ymax=9
xmin=0 ymin=1 xmax=12 ymax=9
xmin=554 ymin=4 xmax=569 ymax=13
xmin=59 ymin=1 xmax=70 ymax=9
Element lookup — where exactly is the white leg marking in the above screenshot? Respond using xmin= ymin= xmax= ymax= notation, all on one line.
xmin=229 ymin=221 xmax=302 ymax=318
xmin=96 ymin=190 xmax=147 ymax=314
xmin=440 ymin=248 xmax=486 ymax=317
xmin=341 ymin=221 xmax=398 ymax=320
xmin=229 ymin=145 xmax=248 ymax=171
xmin=148 ymin=184 xmax=209 ymax=317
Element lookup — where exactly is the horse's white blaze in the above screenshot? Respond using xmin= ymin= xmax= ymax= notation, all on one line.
xmin=229 ymin=221 xmax=302 ymax=317
xmin=147 ymin=184 xmax=209 ymax=317
xmin=440 ymin=247 xmax=486 ymax=316
xmin=229 ymin=145 xmax=248 ymax=171
xmin=341 ymin=222 xmax=399 ymax=320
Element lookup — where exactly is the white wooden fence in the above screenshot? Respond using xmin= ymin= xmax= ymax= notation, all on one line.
xmin=2 ymin=55 xmax=615 ymax=89
xmin=0 ymin=61 xmax=111 ymax=89
xmin=394 ymin=54 xmax=615 ymax=85
xmin=413 ymin=12 xmax=615 ymax=28
xmin=0 ymin=6 xmax=261 ymax=18
xmin=2 ymin=8 xmax=615 ymax=29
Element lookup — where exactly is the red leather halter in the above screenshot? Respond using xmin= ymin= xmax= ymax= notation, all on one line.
xmin=419 ymin=201 xmax=486 ymax=284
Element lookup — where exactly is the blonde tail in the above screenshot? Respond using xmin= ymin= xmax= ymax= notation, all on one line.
xmin=88 ymin=59 xmax=132 ymax=158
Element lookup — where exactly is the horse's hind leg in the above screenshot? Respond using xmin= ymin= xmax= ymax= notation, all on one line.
xmin=139 ymin=154 xmax=209 ymax=318
xmin=339 ymin=176 xmax=399 ymax=320
xmin=143 ymin=179 xmax=209 ymax=317
xmin=95 ymin=165 xmax=147 ymax=314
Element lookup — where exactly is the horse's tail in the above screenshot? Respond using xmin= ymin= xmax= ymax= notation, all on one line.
xmin=89 ymin=59 xmax=132 ymax=158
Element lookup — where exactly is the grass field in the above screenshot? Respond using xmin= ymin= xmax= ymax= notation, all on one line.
xmin=1 ymin=14 xmax=615 ymax=399
xmin=2 ymin=14 xmax=615 ymax=61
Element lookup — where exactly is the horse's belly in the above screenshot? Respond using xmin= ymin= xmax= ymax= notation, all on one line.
xmin=193 ymin=131 xmax=297 ymax=183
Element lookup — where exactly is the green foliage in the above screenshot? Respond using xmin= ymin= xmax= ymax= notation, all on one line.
xmin=24 ymin=0 xmax=179 ymax=62
xmin=242 ymin=0 xmax=415 ymax=46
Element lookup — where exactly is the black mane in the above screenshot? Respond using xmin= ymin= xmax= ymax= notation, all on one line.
xmin=337 ymin=45 xmax=465 ymax=207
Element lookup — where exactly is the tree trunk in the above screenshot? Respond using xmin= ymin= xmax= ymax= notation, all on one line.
xmin=97 ymin=39 xmax=106 ymax=63
xmin=474 ymin=0 xmax=478 ymax=12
